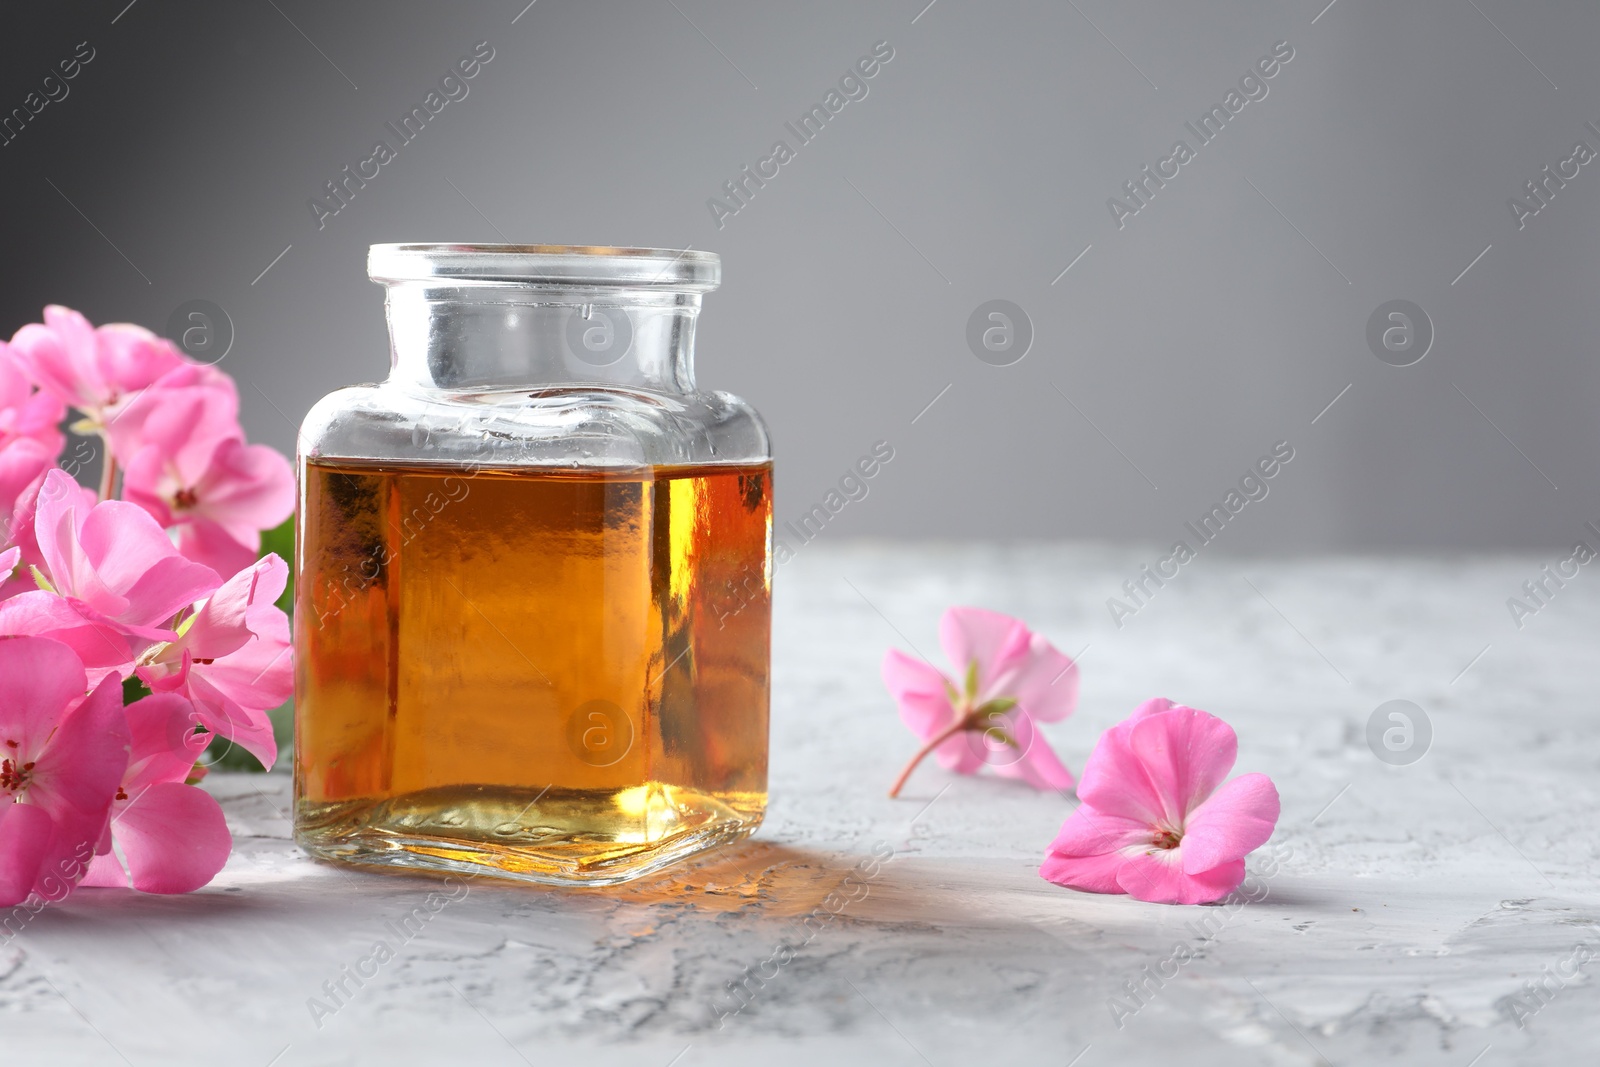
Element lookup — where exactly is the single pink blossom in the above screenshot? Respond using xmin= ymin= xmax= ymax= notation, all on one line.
xmin=0 ymin=469 xmax=220 ymax=677
xmin=0 ymin=636 xmax=130 ymax=907
xmin=7 ymin=306 xmax=185 ymax=422
xmin=137 ymin=554 xmax=291 ymax=769
xmin=121 ymin=387 xmax=294 ymax=579
xmin=0 ymin=343 xmax=66 ymax=455
xmin=882 ymin=606 xmax=1078 ymax=796
xmin=81 ymin=694 xmax=230 ymax=894
xmin=1040 ymin=699 xmax=1280 ymax=905
xmin=31 ymin=468 xmax=220 ymax=637
xmin=0 ymin=469 xmax=118 ymax=656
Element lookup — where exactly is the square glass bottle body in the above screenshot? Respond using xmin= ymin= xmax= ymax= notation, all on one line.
xmin=293 ymin=246 xmax=771 ymax=885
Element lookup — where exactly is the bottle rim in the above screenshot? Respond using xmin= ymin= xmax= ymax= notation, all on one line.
xmin=368 ymin=244 xmax=720 ymax=292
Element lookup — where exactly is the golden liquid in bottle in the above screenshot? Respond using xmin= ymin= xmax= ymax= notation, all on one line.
xmin=293 ymin=460 xmax=771 ymax=884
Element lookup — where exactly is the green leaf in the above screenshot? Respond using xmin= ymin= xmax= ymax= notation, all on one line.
xmin=258 ymin=515 xmax=295 ymax=616
xmin=122 ymin=674 xmax=153 ymax=706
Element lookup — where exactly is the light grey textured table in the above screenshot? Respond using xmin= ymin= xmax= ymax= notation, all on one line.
xmin=8 ymin=542 xmax=1599 ymax=1066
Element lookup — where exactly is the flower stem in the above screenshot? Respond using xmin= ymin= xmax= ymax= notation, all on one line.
xmin=887 ymin=714 xmax=976 ymax=798
xmin=98 ymin=437 xmax=117 ymax=501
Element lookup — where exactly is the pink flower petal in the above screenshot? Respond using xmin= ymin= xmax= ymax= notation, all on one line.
xmin=938 ymin=606 xmax=1029 ymax=693
xmin=10 ymin=388 xmax=68 ymax=454
xmin=0 ymin=803 xmax=54 ymax=907
xmin=896 ymin=689 xmax=958 ymax=743
xmin=1116 ymin=853 xmax=1246 ymax=905
xmin=0 ymin=632 xmax=89 ymax=750
xmin=183 ymin=555 xmax=286 ymax=662
xmin=110 ymin=782 xmax=231 ymax=894
xmin=94 ymin=323 xmax=185 ymax=398
xmin=1125 ymin=706 xmax=1239 ymax=825
xmin=5 ymin=470 xmax=95 ymax=582
xmin=932 ymin=730 xmax=985 ymax=774
xmin=11 ymin=317 xmax=97 ymax=409
xmin=0 ymin=439 xmax=56 ymax=520
xmin=0 ymin=343 xmax=32 ymax=410
xmin=135 ymin=554 xmax=289 ymax=769
xmin=1046 ymin=804 xmax=1149 ymax=858
xmin=79 ymin=849 xmax=130 ymax=889
xmin=1039 ymin=848 xmax=1133 ymax=895
xmin=980 ymin=708 xmax=1075 ymax=790
xmin=881 ymin=647 xmax=947 ymax=700
xmin=881 ymin=649 xmax=956 ymax=738
xmin=173 ymin=519 xmax=258 ymax=584
xmin=79 ymin=499 xmax=220 ymax=623
xmin=1073 ymin=723 xmax=1170 ymax=827
xmin=1130 ymin=697 xmax=1176 ymax=719
xmin=994 ymin=737 xmax=1075 ymax=791
xmin=192 ymin=438 xmax=295 ymax=536
xmin=25 ymin=675 xmax=129 ymax=870
xmin=107 ymin=386 xmax=236 ymax=470
xmin=1002 ymin=632 xmax=1078 ymax=723
xmin=145 ymin=659 xmax=280 ymax=769
xmin=1076 ymin=703 xmax=1238 ymax=827
xmin=34 ymin=473 xmax=127 ymax=615
xmin=123 ymin=694 xmax=208 ymax=792
xmin=1179 ymin=773 xmax=1280 ymax=874
xmin=0 ymin=591 xmax=138 ymax=675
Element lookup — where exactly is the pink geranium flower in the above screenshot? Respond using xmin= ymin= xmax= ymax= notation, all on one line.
xmin=883 ymin=606 xmax=1078 ymax=796
xmin=81 ymin=694 xmax=230 ymax=894
xmin=7 ymin=306 xmax=185 ymax=424
xmin=0 ymin=470 xmax=220 ymax=677
xmin=137 ymin=554 xmax=292 ymax=769
xmin=121 ymin=387 xmax=294 ymax=579
xmin=0 ymin=636 xmax=129 ymax=907
xmin=0 ymin=302 xmax=296 ymax=903
xmin=31 ymin=468 xmax=221 ymax=638
xmin=1040 ymin=699 xmax=1280 ymax=905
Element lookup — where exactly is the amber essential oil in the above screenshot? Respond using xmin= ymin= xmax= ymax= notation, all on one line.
xmin=293 ymin=460 xmax=771 ymax=885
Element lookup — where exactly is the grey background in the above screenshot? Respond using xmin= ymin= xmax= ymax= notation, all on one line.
xmin=2 ymin=0 xmax=1596 ymax=552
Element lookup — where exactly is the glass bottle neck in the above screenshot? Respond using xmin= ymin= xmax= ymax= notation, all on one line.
xmin=383 ymin=283 xmax=701 ymax=393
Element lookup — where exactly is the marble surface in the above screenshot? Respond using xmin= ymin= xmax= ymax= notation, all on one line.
xmin=8 ymin=541 xmax=1600 ymax=1066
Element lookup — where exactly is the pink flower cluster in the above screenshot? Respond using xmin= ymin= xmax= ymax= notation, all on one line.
xmin=0 ymin=307 xmax=294 ymax=906
xmin=883 ymin=607 xmax=1280 ymax=905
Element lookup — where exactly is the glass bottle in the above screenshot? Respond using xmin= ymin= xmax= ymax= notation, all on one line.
xmin=293 ymin=245 xmax=772 ymax=886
